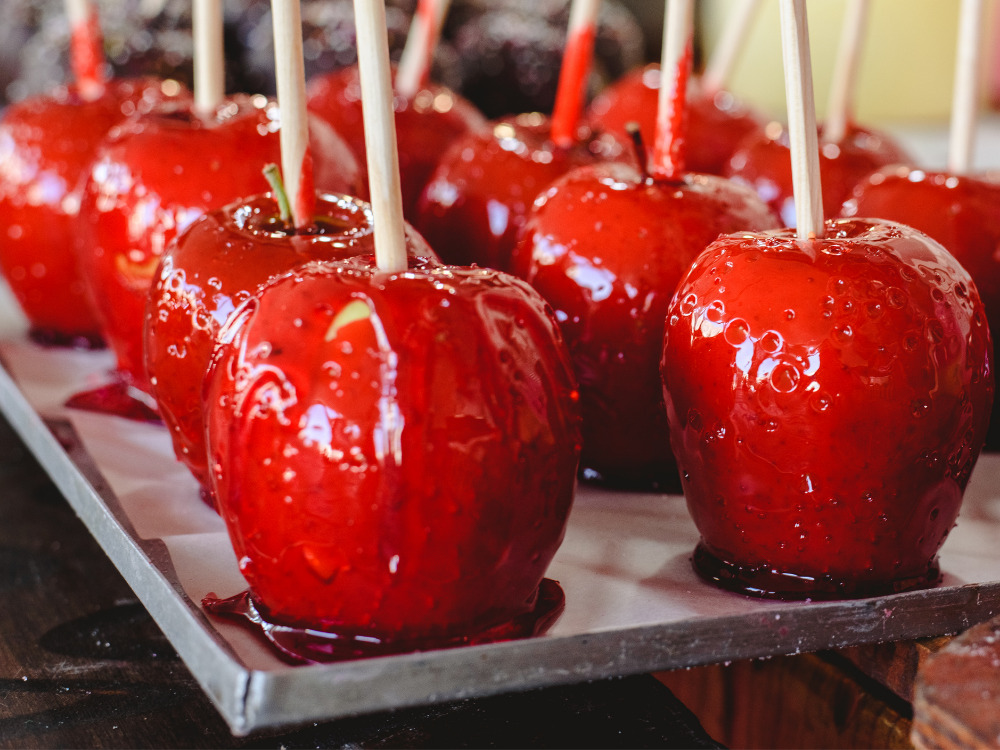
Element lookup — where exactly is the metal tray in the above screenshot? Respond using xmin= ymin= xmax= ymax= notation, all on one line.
xmin=1 ymin=291 xmax=1000 ymax=737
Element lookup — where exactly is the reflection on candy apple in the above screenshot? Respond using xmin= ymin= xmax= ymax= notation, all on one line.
xmin=145 ymin=191 xmax=438 ymax=493
xmin=726 ymin=122 xmax=911 ymax=227
xmin=76 ymin=93 xmax=363 ymax=396
xmin=415 ymin=112 xmax=631 ymax=272
xmin=306 ymin=64 xmax=487 ymax=221
xmin=661 ymin=218 xmax=993 ymax=599
xmin=513 ymin=160 xmax=779 ymax=490
xmin=842 ymin=167 xmax=1000 ymax=448
xmin=204 ymin=261 xmax=581 ymax=643
xmin=0 ymin=77 xmax=187 ymax=347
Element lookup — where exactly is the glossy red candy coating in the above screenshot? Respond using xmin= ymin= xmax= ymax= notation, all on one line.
xmin=586 ymin=64 xmax=768 ymax=177
xmin=76 ymin=94 xmax=363 ymax=396
xmin=145 ymin=192 xmax=439 ymax=492
xmin=415 ymin=112 xmax=632 ymax=272
xmin=726 ymin=123 xmax=911 ymax=227
xmin=842 ymin=168 xmax=1000 ymax=449
xmin=205 ymin=262 xmax=582 ymax=642
xmin=306 ymin=65 xmax=487 ymax=222
xmin=661 ymin=219 xmax=993 ymax=599
xmin=513 ymin=162 xmax=780 ymax=490
xmin=0 ymin=78 xmax=186 ymax=347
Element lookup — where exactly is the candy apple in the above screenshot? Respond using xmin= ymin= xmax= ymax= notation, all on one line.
xmin=661 ymin=218 xmax=993 ymax=599
xmin=203 ymin=260 xmax=581 ymax=644
xmin=75 ymin=93 xmax=363 ymax=398
xmin=0 ymin=77 xmax=187 ymax=347
xmin=725 ymin=122 xmax=911 ymax=227
xmin=415 ymin=113 xmax=631 ymax=271
xmin=145 ymin=190 xmax=438 ymax=494
xmin=586 ymin=63 xmax=768 ymax=177
xmin=842 ymin=167 xmax=1000 ymax=448
xmin=512 ymin=159 xmax=780 ymax=490
xmin=306 ymin=64 xmax=487 ymax=222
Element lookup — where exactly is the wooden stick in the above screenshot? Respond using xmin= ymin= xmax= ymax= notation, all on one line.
xmin=823 ymin=0 xmax=868 ymax=145
xmin=778 ymin=0 xmax=824 ymax=238
xmin=550 ymin=0 xmax=601 ymax=148
xmin=194 ymin=0 xmax=226 ymax=114
xmin=651 ymin=0 xmax=693 ymax=181
xmin=271 ymin=0 xmax=315 ymax=229
xmin=395 ymin=0 xmax=451 ymax=100
xmin=700 ymin=0 xmax=762 ymax=97
xmin=65 ymin=0 xmax=106 ymax=99
xmin=353 ymin=0 xmax=409 ymax=273
xmin=948 ymin=0 xmax=986 ymax=174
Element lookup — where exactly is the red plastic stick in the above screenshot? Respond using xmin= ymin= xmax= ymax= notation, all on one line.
xmin=550 ymin=0 xmax=601 ymax=148
xmin=650 ymin=0 xmax=693 ymax=181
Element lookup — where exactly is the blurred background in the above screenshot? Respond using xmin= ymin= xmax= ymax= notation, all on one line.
xmin=1 ymin=0 xmax=998 ymax=159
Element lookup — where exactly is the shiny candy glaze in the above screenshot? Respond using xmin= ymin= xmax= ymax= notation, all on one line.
xmin=306 ymin=65 xmax=487 ymax=222
xmin=204 ymin=262 xmax=582 ymax=643
xmin=661 ymin=219 xmax=993 ymax=599
xmin=725 ymin=123 xmax=911 ymax=227
xmin=843 ymin=168 xmax=1000 ymax=449
xmin=75 ymin=93 xmax=364 ymax=396
xmin=414 ymin=112 xmax=632 ymax=272
xmin=144 ymin=193 xmax=438 ymax=493
xmin=586 ymin=64 xmax=768 ymax=177
xmin=513 ymin=161 xmax=780 ymax=490
xmin=0 ymin=77 xmax=188 ymax=347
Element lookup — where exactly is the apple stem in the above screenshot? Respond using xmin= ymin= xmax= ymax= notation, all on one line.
xmin=395 ymin=0 xmax=451 ymax=100
xmin=650 ymin=0 xmax=693 ymax=182
xmin=263 ymin=163 xmax=293 ymax=222
xmin=822 ymin=0 xmax=868 ymax=145
xmin=700 ymin=0 xmax=762 ymax=97
xmin=271 ymin=0 xmax=317 ymax=231
xmin=625 ymin=122 xmax=651 ymax=181
xmin=778 ymin=0 xmax=824 ymax=239
xmin=550 ymin=0 xmax=601 ymax=149
xmin=948 ymin=0 xmax=986 ymax=174
xmin=65 ymin=0 xmax=106 ymax=100
xmin=194 ymin=0 xmax=226 ymax=115
xmin=353 ymin=0 xmax=410 ymax=273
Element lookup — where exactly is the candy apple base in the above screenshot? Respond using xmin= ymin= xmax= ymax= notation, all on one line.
xmin=306 ymin=65 xmax=487 ymax=221
xmin=202 ymin=579 xmax=565 ymax=664
xmin=206 ymin=263 xmax=581 ymax=644
xmin=661 ymin=219 xmax=993 ymax=601
xmin=586 ymin=64 xmax=767 ymax=176
xmin=0 ymin=77 xmax=187 ymax=346
xmin=145 ymin=192 xmax=437 ymax=493
xmin=842 ymin=168 xmax=1000 ymax=450
xmin=726 ymin=124 xmax=911 ymax=226
xmin=514 ymin=163 xmax=780 ymax=491
xmin=692 ymin=543 xmax=941 ymax=601
xmin=415 ymin=113 xmax=630 ymax=271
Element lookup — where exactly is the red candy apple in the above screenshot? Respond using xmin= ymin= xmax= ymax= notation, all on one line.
xmin=842 ymin=167 xmax=1000 ymax=448
xmin=725 ymin=122 xmax=911 ymax=227
xmin=306 ymin=65 xmax=486 ymax=223
xmin=0 ymin=77 xmax=188 ymax=348
xmin=203 ymin=260 xmax=581 ymax=644
xmin=660 ymin=218 xmax=993 ymax=599
xmin=512 ymin=160 xmax=779 ymax=489
xmin=75 ymin=93 xmax=363 ymax=398
xmin=145 ymin=190 xmax=438 ymax=493
xmin=587 ymin=63 xmax=768 ymax=177
xmin=415 ymin=113 xmax=630 ymax=271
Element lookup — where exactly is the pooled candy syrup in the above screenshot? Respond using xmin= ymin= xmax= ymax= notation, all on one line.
xmin=65 ymin=376 xmax=160 ymax=423
xmin=202 ymin=579 xmax=565 ymax=664
xmin=692 ymin=544 xmax=941 ymax=601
